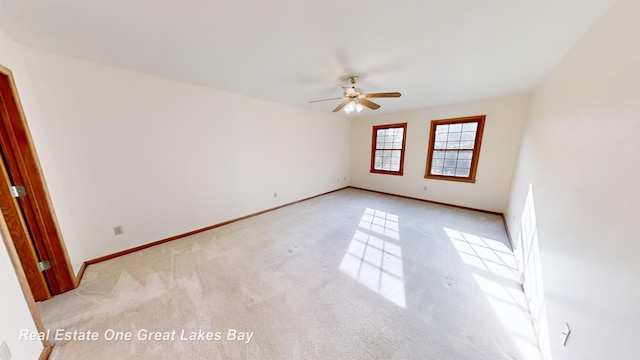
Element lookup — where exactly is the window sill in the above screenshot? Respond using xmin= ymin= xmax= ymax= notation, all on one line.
xmin=424 ymin=174 xmax=476 ymax=183
xmin=371 ymin=170 xmax=404 ymax=176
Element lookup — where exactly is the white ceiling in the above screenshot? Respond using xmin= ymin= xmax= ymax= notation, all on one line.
xmin=0 ymin=0 xmax=615 ymax=116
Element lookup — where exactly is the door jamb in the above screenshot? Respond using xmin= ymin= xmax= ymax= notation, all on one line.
xmin=0 ymin=63 xmax=76 ymax=354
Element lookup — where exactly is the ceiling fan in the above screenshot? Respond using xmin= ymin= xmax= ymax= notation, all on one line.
xmin=309 ymin=76 xmax=401 ymax=113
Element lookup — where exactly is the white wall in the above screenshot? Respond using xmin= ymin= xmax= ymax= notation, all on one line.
xmin=506 ymin=1 xmax=640 ymax=359
xmin=17 ymin=48 xmax=351 ymax=273
xmin=2 ymin=22 xmax=350 ymax=357
xmin=350 ymin=94 xmax=528 ymax=213
xmin=0 ymin=29 xmax=45 ymax=360
xmin=0 ymin=238 xmax=43 ymax=359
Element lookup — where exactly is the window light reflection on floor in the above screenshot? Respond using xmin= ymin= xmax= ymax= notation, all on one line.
xmin=445 ymin=228 xmax=540 ymax=359
xmin=358 ymin=208 xmax=400 ymax=240
xmin=340 ymin=208 xmax=406 ymax=308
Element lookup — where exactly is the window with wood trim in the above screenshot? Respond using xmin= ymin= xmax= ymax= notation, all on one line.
xmin=425 ymin=115 xmax=485 ymax=183
xmin=370 ymin=123 xmax=407 ymax=176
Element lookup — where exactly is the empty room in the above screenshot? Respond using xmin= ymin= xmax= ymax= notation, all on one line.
xmin=0 ymin=1 xmax=638 ymax=359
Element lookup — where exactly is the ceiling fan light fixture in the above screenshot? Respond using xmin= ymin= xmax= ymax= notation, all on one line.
xmin=344 ymin=101 xmax=356 ymax=113
xmin=343 ymin=100 xmax=363 ymax=114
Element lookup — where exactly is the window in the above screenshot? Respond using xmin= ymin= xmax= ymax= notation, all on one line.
xmin=370 ymin=123 xmax=407 ymax=176
xmin=425 ymin=115 xmax=485 ymax=183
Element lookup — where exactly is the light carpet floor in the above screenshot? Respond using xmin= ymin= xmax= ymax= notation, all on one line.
xmin=38 ymin=188 xmax=541 ymax=359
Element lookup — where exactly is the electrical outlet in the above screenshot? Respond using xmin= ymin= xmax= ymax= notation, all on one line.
xmin=423 ymin=185 xmax=427 ymax=191
xmin=113 ymin=226 xmax=124 ymax=235
xmin=0 ymin=341 xmax=12 ymax=360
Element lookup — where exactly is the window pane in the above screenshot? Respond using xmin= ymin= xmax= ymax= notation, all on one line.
xmin=443 ymin=167 xmax=456 ymax=176
xmin=460 ymin=140 xmax=475 ymax=149
xmin=458 ymin=151 xmax=473 ymax=160
xmin=435 ymin=141 xmax=447 ymax=149
xmin=387 ymin=160 xmax=399 ymax=171
xmin=444 ymin=159 xmax=457 ymax=167
xmin=435 ymin=124 xmax=449 ymax=133
xmin=431 ymin=166 xmax=443 ymax=175
xmin=383 ymin=157 xmax=391 ymax=169
xmin=432 ymin=158 xmax=444 ymax=167
xmin=458 ymin=160 xmax=471 ymax=169
xmin=445 ymin=151 xmax=458 ymax=159
xmin=461 ymin=131 xmax=476 ymax=141
xmin=435 ymin=133 xmax=448 ymax=142
xmin=449 ymin=123 xmax=462 ymax=132
xmin=385 ymin=131 xmax=394 ymax=140
xmin=433 ymin=150 xmax=445 ymax=159
xmin=447 ymin=132 xmax=461 ymax=142
xmin=446 ymin=141 xmax=460 ymax=149
xmin=462 ymin=122 xmax=478 ymax=131
xmin=455 ymin=168 xmax=470 ymax=177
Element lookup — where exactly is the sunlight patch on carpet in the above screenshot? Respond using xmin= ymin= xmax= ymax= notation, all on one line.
xmin=340 ymin=208 xmax=406 ymax=308
xmin=445 ymin=227 xmax=540 ymax=358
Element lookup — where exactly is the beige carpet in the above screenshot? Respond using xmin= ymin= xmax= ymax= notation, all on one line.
xmin=38 ymin=188 xmax=541 ymax=359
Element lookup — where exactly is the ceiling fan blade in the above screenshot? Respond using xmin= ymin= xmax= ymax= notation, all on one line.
xmin=359 ymin=98 xmax=381 ymax=110
xmin=363 ymin=92 xmax=402 ymax=98
xmin=332 ymin=101 xmax=350 ymax=112
xmin=309 ymin=97 xmax=344 ymax=103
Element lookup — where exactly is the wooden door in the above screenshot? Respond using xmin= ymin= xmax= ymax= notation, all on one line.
xmin=0 ymin=65 xmax=76 ymax=301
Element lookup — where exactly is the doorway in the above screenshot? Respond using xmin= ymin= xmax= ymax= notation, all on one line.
xmin=0 ymin=64 xmax=76 ymax=301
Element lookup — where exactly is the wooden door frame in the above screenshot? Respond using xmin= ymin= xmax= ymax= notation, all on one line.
xmin=0 ymin=208 xmax=52 ymax=358
xmin=0 ymin=64 xmax=77 ymax=302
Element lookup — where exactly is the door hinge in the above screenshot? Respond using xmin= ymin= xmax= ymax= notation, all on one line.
xmin=37 ymin=260 xmax=51 ymax=272
xmin=10 ymin=185 xmax=27 ymax=198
